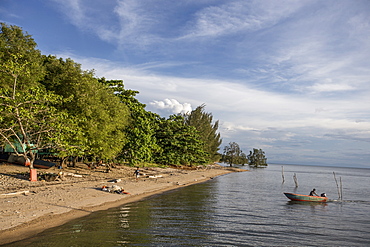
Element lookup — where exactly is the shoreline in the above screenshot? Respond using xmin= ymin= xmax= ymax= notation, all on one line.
xmin=0 ymin=164 xmax=244 ymax=245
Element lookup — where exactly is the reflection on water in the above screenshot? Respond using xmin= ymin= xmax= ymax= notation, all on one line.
xmin=286 ymin=200 xmax=328 ymax=206
xmin=5 ymin=164 xmax=370 ymax=247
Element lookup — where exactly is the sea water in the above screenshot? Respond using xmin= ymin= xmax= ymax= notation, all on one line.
xmin=5 ymin=164 xmax=370 ymax=246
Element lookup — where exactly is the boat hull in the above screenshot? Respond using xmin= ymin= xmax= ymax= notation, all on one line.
xmin=284 ymin=192 xmax=328 ymax=202
xmin=1 ymin=153 xmax=56 ymax=169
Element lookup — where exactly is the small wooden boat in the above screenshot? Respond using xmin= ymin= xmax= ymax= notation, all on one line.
xmin=33 ymin=159 xmax=57 ymax=169
xmin=1 ymin=153 xmax=56 ymax=169
xmin=284 ymin=192 xmax=328 ymax=202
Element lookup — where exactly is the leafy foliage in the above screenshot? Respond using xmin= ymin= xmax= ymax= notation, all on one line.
xmin=221 ymin=142 xmax=248 ymax=166
xmin=0 ymin=23 xmax=230 ymax=169
xmin=154 ymin=115 xmax=207 ymax=166
xmin=99 ymin=79 xmax=159 ymax=165
xmin=0 ymin=23 xmax=44 ymax=91
xmin=41 ymin=57 xmax=130 ymax=160
xmin=247 ymin=148 xmax=268 ymax=167
xmin=183 ymin=104 xmax=222 ymax=163
xmin=0 ymin=23 xmax=74 ymax=167
xmin=0 ymin=86 xmax=74 ymax=167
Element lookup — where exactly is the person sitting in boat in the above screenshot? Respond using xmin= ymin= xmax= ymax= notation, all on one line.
xmin=321 ymin=193 xmax=326 ymax=197
xmin=309 ymin=188 xmax=319 ymax=196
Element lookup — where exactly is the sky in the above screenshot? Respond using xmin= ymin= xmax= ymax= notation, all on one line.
xmin=1 ymin=0 xmax=370 ymax=168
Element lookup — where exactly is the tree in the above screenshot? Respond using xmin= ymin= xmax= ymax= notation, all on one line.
xmin=0 ymin=23 xmax=74 ymax=168
xmin=0 ymin=86 xmax=74 ymax=168
xmin=0 ymin=23 xmax=44 ymax=91
xmin=247 ymin=148 xmax=268 ymax=167
xmin=222 ymin=142 xmax=248 ymax=166
xmin=41 ymin=57 xmax=130 ymax=163
xmin=99 ymin=79 xmax=159 ymax=165
xmin=183 ymin=104 xmax=222 ymax=163
xmin=154 ymin=115 xmax=207 ymax=166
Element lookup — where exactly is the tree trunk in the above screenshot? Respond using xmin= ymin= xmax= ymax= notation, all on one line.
xmin=72 ymin=156 xmax=78 ymax=167
xmin=26 ymin=152 xmax=35 ymax=170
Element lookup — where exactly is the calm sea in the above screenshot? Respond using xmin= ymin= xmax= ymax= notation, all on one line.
xmin=5 ymin=164 xmax=370 ymax=246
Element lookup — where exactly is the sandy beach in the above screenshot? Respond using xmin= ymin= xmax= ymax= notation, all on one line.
xmin=0 ymin=162 xmax=244 ymax=245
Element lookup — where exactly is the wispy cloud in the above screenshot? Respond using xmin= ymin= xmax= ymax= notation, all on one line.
xmin=180 ymin=0 xmax=307 ymax=39
xmin=51 ymin=0 xmax=85 ymax=28
xmin=36 ymin=0 xmax=370 ymax=167
xmin=0 ymin=8 xmax=21 ymax=20
xmin=64 ymin=54 xmax=370 ymax=131
xmin=242 ymin=2 xmax=370 ymax=96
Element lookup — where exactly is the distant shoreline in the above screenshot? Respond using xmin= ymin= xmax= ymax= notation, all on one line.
xmin=268 ymin=163 xmax=370 ymax=169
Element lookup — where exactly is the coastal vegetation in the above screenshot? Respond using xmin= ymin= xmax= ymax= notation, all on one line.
xmin=221 ymin=142 xmax=248 ymax=166
xmin=247 ymin=148 xmax=268 ymax=167
xmin=0 ymin=23 xmax=223 ymax=168
xmin=221 ymin=142 xmax=267 ymax=167
xmin=0 ymin=23 xmax=267 ymax=169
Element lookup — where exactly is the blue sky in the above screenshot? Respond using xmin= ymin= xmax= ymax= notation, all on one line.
xmin=2 ymin=0 xmax=370 ymax=168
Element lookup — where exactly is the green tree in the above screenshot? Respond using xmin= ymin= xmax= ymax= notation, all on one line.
xmin=247 ymin=148 xmax=268 ymax=167
xmin=0 ymin=23 xmax=74 ymax=168
xmin=183 ymin=104 xmax=222 ymax=163
xmin=99 ymin=79 xmax=159 ymax=165
xmin=41 ymin=56 xmax=130 ymax=162
xmin=0 ymin=23 xmax=44 ymax=91
xmin=222 ymin=142 xmax=248 ymax=166
xmin=0 ymin=86 xmax=73 ymax=168
xmin=154 ymin=115 xmax=207 ymax=166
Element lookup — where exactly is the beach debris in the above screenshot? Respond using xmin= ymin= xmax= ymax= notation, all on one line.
xmin=40 ymin=173 xmax=58 ymax=182
xmin=109 ymin=178 xmax=121 ymax=183
xmin=1 ymin=190 xmax=29 ymax=196
xmin=101 ymin=185 xmax=108 ymax=191
xmin=147 ymin=175 xmax=163 ymax=178
xmin=101 ymin=185 xmax=130 ymax=194
xmin=102 ymin=185 xmax=109 ymax=191
xmin=38 ymin=171 xmax=82 ymax=181
xmin=205 ymin=164 xmax=218 ymax=169
xmin=107 ymin=178 xmax=122 ymax=183
xmin=62 ymin=172 xmax=83 ymax=178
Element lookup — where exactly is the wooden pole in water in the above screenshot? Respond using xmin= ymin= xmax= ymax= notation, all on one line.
xmin=340 ymin=176 xmax=343 ymax=200
xmin=293 ymin=173 xmax=298 ymax=187
xmin=282 ymin=166 xmax=285 ymax=183
xmin=333 ymin=172 xmax=341 ymax=200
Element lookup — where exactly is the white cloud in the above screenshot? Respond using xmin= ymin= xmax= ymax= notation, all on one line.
xmin=308 ymin=83 xmax=355 ymax=92
xmin=150 ymin=99 xmax=192 ymax=115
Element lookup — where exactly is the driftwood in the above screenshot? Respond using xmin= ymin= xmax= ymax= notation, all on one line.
xmin=62 ymin=172 xmax=83 ymax=178
xmin=147 ymin=175 xmax=163 ymax=178
xmin=1 ymin=190 xmax=29 ymax=196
